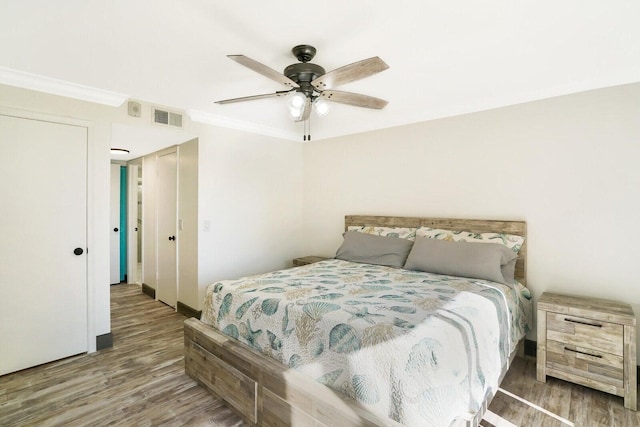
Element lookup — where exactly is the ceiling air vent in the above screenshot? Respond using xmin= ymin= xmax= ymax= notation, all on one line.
xmin=152 ymin=107 xmax=183 ymax=128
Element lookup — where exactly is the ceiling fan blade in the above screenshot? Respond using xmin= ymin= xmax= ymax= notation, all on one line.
xmin=320 ymin=90 xmax=388 ymax=109
xmin=311 ymin=56 xmax=389 ymax=90
xmin=228 ymin=55 xmax=299 ymax=88
xmin=215 ymin=90 xmax=293 ymax=104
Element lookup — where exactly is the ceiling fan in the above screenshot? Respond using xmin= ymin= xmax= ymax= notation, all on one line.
xmin=215 ymin=45 xmax=389 ymax=140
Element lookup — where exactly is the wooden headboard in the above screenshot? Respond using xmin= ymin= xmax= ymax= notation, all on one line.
xmin=345 ymin=215 xmax=527 ymax=285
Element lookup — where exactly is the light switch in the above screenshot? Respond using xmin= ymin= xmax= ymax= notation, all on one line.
xmin=203 ymin=220 xmax=211 ymax=232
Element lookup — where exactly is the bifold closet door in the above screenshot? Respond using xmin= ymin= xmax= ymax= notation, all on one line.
xmin=156 ymin=151 xmax=177 ymax=308
xmin=0 ymin=113 xmax=88 ymax=376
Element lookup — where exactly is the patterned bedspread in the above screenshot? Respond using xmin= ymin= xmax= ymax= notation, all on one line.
xmin=201 ymin=259 xmax=532 ymax=426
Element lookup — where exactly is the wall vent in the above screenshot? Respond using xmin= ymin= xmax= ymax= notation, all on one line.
xmin=152 ymin=107 xmax=183 ymax=128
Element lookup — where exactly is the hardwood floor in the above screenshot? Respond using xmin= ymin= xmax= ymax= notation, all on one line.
xmin=1 ymin=283 xmax=639 ymax=426
xmin=0 ymin=284 xmax=242 ymax=427
xmin=486 ymin=356 xmax=640 ymax=427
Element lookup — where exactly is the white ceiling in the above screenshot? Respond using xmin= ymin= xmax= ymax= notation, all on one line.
xmin=1 ymin=1 xmax=639 ymax=151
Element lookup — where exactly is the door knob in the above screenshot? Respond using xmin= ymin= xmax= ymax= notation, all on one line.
xmin=74 ymin=248 xmax=84 ymax=256
xmin=114 ymin=227 xmax=119 ymax=232
xmin=168 ymin=235 xmax=175 ymax=241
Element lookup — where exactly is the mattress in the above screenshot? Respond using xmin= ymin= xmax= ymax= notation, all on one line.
xmin=201 ymin=259 xmax=532 ymax=426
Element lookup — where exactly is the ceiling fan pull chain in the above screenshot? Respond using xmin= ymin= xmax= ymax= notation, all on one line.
xmin=303 ymin=116 xmax=311 ymax=141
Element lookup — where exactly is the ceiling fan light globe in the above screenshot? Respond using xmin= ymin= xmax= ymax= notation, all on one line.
xmin=313 ymin=98 xmax=330 ymax=117
xmin=289 ymin=105 xmax=303 ymax=120
xmin=288 ymin=92 xmax=307 ymax=108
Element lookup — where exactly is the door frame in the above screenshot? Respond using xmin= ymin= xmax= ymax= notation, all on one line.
xmin=110 ymin=163 xmax=121 ymax=284
xmin=0 ymin=106 xmax=97 ymax=353
xmin=127 ymin=159 xmax=142 ymax=284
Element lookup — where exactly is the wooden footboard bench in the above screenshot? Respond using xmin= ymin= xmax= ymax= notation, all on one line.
xmin=184 ymin=317 xmax=402 ymax=427
xmin=185 ymin=317 xmax=519 ymax=426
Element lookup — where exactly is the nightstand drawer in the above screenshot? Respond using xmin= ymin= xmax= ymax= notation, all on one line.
xmin=546 ymin=312 xmax=623 ymax=356
xmin=546 ymin=339 xmax=624 ymax=388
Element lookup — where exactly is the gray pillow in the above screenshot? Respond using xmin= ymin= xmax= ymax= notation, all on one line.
xmin=335 ymin=231 xmax=414 ymax=268
xmin=403 ymin=237 xmax=518 ymax=284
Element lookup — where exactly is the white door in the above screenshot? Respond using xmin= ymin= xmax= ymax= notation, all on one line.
xmin=156 ymin=151 xmax=177 ymax=307
xmin=0 ymin=113 xmax=88 ymax=376
xmin=110 ymin=163 xmax=121 ymax=284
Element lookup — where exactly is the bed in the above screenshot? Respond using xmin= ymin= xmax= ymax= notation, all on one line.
xmin=184 ymin=215 xmax=531 ymax=426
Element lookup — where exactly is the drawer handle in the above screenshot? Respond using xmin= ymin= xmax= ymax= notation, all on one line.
xmin=564 ymin=346 xmax=602 ymax=358
xmin=564 ymin=318 xmax=602 ymax=328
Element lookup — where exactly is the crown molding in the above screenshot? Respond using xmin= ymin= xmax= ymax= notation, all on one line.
xmin=187 ymin=109 xmax=299 ymax=142
xmin=0 ymin=66 xmax=128 ymax=107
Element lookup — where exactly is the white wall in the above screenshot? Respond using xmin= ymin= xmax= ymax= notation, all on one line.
xmin=196 ymin=126 xmax=305 ymax=308
xmin=303 ymin=82 xmax=640 ymax=345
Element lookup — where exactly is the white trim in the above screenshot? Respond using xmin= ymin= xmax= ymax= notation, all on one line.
xmin=175 ymin=146 xmax=180 ymax=313
xmin=187 ymin=109 xmax=299 ymax=142
xmin=85 ymin=120 xmax=97 ymax=353
xmin=0 ymin=106 xmax=92 ymax=127
xmin=0 ymin=66 xmax=128 ymax=107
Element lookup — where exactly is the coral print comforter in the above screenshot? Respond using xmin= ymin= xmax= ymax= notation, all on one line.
xmin=201 ymin=259 xmax=531 ymax=427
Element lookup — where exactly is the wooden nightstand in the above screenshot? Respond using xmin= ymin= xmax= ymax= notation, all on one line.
xmin=292 ymin=256 xmax=329 ymax=267
xmin=537 ymin=292 xmax=637 ymax=410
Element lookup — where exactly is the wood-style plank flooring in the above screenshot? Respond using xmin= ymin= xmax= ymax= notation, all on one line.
xmin=0 ymin=284 xmax=242 ymax=427
xmin=1 ymin=283 xmax=639 ymax=426
xmin=486 ymin=356 xmax=640 ymax=427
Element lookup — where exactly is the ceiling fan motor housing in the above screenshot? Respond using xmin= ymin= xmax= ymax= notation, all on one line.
xmin=284 ymin=62 xmax=325 ymax=97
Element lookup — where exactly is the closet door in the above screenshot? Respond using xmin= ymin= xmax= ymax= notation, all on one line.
xmin=156 ymin=151 xmax=177 ymax=307
xmin=0 ymin=113 xmax=87 ymax=375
